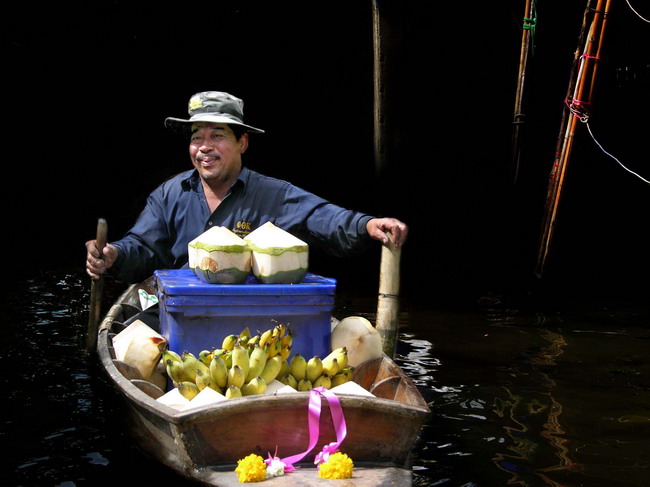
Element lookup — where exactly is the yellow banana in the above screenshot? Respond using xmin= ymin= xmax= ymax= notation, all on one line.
xmin=306 ymin=356 xmax=323 ymax=383
xmin=297 ymin=379 xmax=313 ymax=391
xmin=178 ymin=381 xmax=200 ymax=400
xmin=280 ymin=373 xmax=298 ymax=389
xmin=313 ymin=374 xmax=331 ymax=389
xmin=231 ymin=343 xmax=250 ymax=379
xmin=182 ymin=352 xmax=210 ymax=383
xmin=323 ymin=347 xmax=347 ymax=364
xmin=239 ymin=327 xmax=251 ymax=339
xmin=289 ymin=354 xmax=307 ymax=381
xmin=209 ymin=354 xmax=228 ymax=389
xmin=165 ymin=358 xmax=187 ymax=385
xmin=162 ymin=349 xmax=182 ymax=364
xmin=227 ymin=364 xmax=245 ymax=389
xmin=260 ymin=355 xmax=284 ymax=384
xmin=221 ymin=334 xmax=239 ymax=351
xmin=247 ymin=334 xmax=260 ymax=349
xmin=339 ymin=366 xmax=354 ymax=379
xmin=268 ymin=339 xmax=282 ymax=359
xmin=212 ymin=348 xmax=227 ymax=362
xmin=334 ymin=348 xmax=348 ymax=370
xmin=331 ymin=369 xmax=353 ymax=387
xmin=198 ymin=349 xmax=213 ymax=366
xmin=280 ymin=345 xmax=292 ymax=361
xmin=246 ymin=344 xmax=268 ymax=382
xmin=321 ymin=356 xmax=339 ymax=377
xmin=279 ymin=359 xmax=290 ymax=379
xmin=242 ymin=376 xmax=267 ymax=396
xmin=222 ymin=349 xmax=233 ymax=369
xmin=226 ymin=385 xmax=242 ymax=398
xmin=259 ymin=329 xmax=273 ymax=348
xmin=195 ymin=367 xmax=220 ymax=392
xmin=281 ymin=330 xmax=293 ymax=348
xmin=272 ymin=324 xmax=283 ymax=342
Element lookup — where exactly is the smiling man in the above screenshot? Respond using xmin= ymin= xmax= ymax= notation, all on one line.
xmin=189 ymin=122 xmax=248 ymax=211
xmin=85 ymin=91 xmax=408 ymax=283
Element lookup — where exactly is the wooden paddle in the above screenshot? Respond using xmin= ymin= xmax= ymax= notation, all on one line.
xmin=375 ymin=231 xmax=401 ymax=358
xmin=86 ymin=218 xmax=108 ymax=354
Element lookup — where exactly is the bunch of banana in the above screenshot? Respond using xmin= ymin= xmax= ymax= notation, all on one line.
xmin=278 ymin=346 xmax=354 ymax=391
xmin=163 ymin=324 xmax=293 ymax=400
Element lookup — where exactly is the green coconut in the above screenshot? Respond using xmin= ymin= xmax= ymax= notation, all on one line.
xmin=244 ymin=221 xmax=309 ymax=284
xmin=188 ymin=227 xmax=252 ymax=284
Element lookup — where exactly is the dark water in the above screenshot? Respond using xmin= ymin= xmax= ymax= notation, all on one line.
xmin=2 ymin=270 xmax=649 ymax=486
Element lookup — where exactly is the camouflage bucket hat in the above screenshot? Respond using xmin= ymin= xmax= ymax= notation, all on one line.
xmin=164 ymin=91 xmax=264 ymax=133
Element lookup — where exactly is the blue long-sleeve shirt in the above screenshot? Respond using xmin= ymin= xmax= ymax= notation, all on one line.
xmin=111 ymin=167 xmax=374 ymax=283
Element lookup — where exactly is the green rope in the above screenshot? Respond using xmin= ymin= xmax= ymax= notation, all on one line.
xmin=522 ymin=0 xmax=538 ymax=52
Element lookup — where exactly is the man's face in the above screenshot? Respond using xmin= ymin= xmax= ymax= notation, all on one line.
xmin=189 ymin=122 xmax=248 ymax=185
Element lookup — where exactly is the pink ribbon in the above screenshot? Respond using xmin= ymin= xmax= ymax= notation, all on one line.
xmin=271 ymin=386 xmax=347 ymax=470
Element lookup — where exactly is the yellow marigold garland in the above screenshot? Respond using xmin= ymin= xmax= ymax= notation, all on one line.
xmin=317 ymin=452 xmax=354 ymax=479
xmin=234 ymin=454 xmax=267 ymax=483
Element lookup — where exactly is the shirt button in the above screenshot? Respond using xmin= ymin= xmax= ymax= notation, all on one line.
xmin=208 ymin=221 xmax=213 ymax=226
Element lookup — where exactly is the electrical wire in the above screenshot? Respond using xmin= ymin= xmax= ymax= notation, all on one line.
xmin=584 ymin=121 xmax=650 ymax=184
xmin=625 ymin=0 xmax=650 ymax=23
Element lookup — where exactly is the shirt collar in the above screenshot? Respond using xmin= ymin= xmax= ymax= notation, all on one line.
xmin=181 ymin=167 xmax=249 ymax=193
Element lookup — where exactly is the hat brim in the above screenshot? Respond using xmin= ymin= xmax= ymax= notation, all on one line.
xmin=164 ymin=114 xmax=265 ymax=134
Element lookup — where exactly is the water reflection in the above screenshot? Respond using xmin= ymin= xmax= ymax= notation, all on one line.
xmin=402 ymin=300 xmax=650 ymax=487
xmin=491 ymin=328 xmax=575 ymax=486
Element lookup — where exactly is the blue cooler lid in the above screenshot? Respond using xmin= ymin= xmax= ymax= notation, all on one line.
xmin=154 ymin=269 xmax=336 ymax=296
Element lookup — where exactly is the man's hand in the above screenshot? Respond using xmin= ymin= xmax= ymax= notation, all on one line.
xmin=85 ymin=240 xmax=118 ymax=279
xmin=366 ymin=218 xmax=409 ymax=247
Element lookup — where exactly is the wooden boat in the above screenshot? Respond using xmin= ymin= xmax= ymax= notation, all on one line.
xmin=95 ymin=278 xmax=431 ymax=486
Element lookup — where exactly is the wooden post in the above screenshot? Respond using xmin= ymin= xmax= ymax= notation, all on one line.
xmin=372 ymin=0 xmax=400 ymax=179
xmin=376 ymin=232 xmax=401 ymax=358
xmin=86 ymin=218 xmax=107 ymax=354
xmin=372 ymin=2 xmax=402 ymax=357
xmin=372 ymin=0 xmax=386 ymax=176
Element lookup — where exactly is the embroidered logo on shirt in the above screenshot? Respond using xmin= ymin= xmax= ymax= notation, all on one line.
xmin=233 ymin=221 xmax=253 ymax=238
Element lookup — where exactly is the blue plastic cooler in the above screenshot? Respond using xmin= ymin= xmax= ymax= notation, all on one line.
xmin=154 ymin=269 xmax=337 ymax=359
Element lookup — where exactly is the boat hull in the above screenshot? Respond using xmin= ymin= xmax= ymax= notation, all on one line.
xmin=96 ymin=284 xmax=430 ymax=485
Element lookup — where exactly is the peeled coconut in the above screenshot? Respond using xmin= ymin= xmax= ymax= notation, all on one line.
xmin=188 ymin=226 xmax=252 ymax=284
xmin=244 ymin=222 xmax=308 ymax=284
xmin=331 ymin=316 xmax=383 ymax=367
xmin=113 ymin=320 xmax=167 ymax=380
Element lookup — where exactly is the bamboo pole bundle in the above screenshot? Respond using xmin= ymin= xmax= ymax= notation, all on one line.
xmin=534 ymin=0 xmax=612 ymax=278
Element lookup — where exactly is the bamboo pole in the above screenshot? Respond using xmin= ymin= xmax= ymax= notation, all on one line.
xmin=86 ymin=218 xmax=107 ymax=354
xmin=535 ymin=0 xmax=611 ymax=278
xmin=511 ymin=0 xmax=535 ymax=185
xmin=376 ymin=232 xmax=401 ymax=358
xmin=585 ymin=0 xmax=612 ymax=102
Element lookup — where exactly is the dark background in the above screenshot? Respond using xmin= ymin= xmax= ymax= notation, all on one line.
xmin=4 ymin=1 xmax=649 ymax=304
